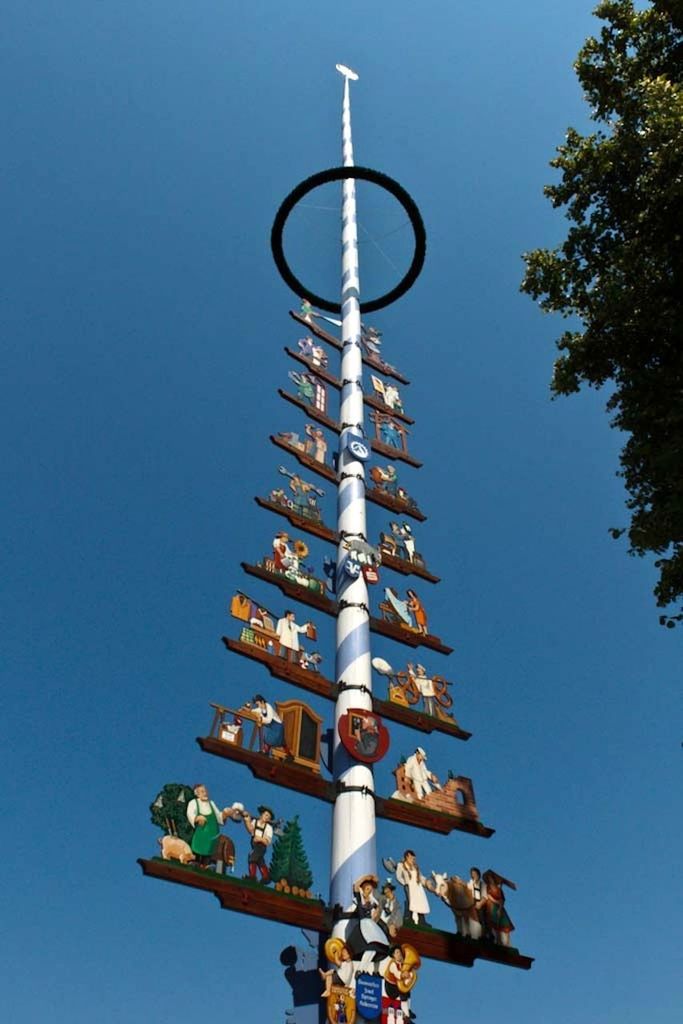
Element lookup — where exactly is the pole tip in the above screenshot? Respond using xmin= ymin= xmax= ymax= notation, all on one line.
xmin=335 ymin=63 xmax=359 ymax=81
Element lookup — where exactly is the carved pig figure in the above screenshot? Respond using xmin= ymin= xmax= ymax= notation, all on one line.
xmin=158 ymin=835 xmax=194 ymax=865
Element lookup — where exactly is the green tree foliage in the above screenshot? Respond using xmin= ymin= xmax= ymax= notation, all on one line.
xmin=149 ymin=782 xmax=195 ymax=844
xmin=521 ymin=1 xmax=683 ymax=626
xmin=269 ymin=815 xmax=313 ymax=890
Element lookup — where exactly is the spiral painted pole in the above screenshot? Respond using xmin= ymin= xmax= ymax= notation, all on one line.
xmin=330 ymin=65 xmax=376 ymax=916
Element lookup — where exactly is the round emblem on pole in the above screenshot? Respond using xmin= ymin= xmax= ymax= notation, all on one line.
xmin=271 ymin=166 xmax=426 ymax=313
xmin=338 ymin=708 xmax=390 ymax=763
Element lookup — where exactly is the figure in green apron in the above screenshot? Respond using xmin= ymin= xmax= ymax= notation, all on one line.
xmin=186 ymin=783 xmax=232 ymax=868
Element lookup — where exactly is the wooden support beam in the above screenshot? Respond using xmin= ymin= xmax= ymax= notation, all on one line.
xmin=197 ymin=737 xmax=489 ymax=837
xmin=240 ymin=562 xmax=453 ymax=654
xmin=253 ymin=498 xmax=440 ymax=583
xmin=222 ymin=638 xmax=472 ymax=740
xmin=289 ymin=311 xmax=410 ymax=385
xmin=137 ymin=859 xmax=534 ymax=970
xmin=278 ymin=390 xmax=423 ymax=468
xmin=270 ymin=435 xmax=427 ymax=522
xmin=284 ymin=347 xmax=415 ymax=425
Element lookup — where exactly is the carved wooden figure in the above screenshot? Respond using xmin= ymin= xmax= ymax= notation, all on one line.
xmin=186 ymin=783 xmax=235 ymax=868
xmin=380 ymin=880 xmax=403 ymax=938
xmin=265 ymin=466 xmax=326 ymax=526
xmin=360 ymin=324 xmax=401 ymax=378
xmin=371 ymin=657 xmax=458 ymax=725
xmin=214 ymin=694 xmax=323 ymax=774
xmin=381 ymin=943 xmax=421 ymax=1024
xmin=384 ymin=851 xmax=432 ymax=926
xmin=370 ymin=375 xmax=404 ymax=415
xmin=380 ymin=587 xmax=429 ymax=635
xmin=297 ymin=334 xmax=328 ymax=368
xmin=276 ymin=425 xmax=329 ymax=466
xmin=481 ymin=870 xmax=517 ymax=946
xmin=288 ymin=369 xmax=328 ymax=415
xmin=430 ymin=869 xmax=484 ymax=940
xmin=239 ymin=803 xmax=277 ymax=883
xmin=371 ymin=411 xmax=410 ymax=456
xmin=263 ymin=534 xmax=328 ymax=596
xmin=368 ymin=465 xmax=423 ymax=518
xmin=391 ymin=751 xmax=480 ymax=821
xmin=229 ymin=592 xmax=321 ymax=669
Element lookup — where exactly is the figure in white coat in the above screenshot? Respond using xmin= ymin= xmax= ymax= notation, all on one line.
xmin=395 ymin=850 xmax=431 ymax=926
xmin=276 ymin=609 xmax=311 ymax=664
xmin=404 ymin=747 xmax=441 ymax=801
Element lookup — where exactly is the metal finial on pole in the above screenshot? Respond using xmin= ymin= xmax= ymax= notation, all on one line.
xmin=329 ymin=64 xmax=377 ymax=915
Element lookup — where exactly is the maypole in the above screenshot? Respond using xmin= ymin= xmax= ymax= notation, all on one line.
xmin=330 ymin=64 xmax=376 ymax=914
xmin=138 ymin=60 xmax=534 ymax=1024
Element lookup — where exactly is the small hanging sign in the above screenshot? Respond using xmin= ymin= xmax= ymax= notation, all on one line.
xmin=338 ymin=709 xmax=390 ymax=764
xmin=362 ymin=564 xmax=379 ymax=585
xmin=355 ymin=975 xmax=382 ymax=1020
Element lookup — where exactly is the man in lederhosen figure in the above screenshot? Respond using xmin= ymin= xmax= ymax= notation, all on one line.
xmin=242 ymin=804 xmax=274 ymax=882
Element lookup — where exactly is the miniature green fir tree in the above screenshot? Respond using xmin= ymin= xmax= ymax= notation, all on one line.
xmin=269 ymin=815 xmax=313 ymax=890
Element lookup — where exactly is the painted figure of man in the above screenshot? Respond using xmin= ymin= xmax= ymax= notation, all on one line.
xmin=390 ymin=521 xmax=415 ymax=562
xmin=409 ymin=664 xmax=436 ymax=716
xmin=395 ymin=850 xmax=431 ymax=926
xmin=379 ymin=417 xmax=403 ymax=450
xmin=186 ymin=784 xmax=232 ymax=868
xmin=373 ymin=464 xmax=398 ymax=495
xmin=319 ymin=941 xmax=356 ymax=997
xmin=468 ymin=867 xmax=486 ymax=935
xmin=276 ymin=609 xmax=311 ymax=663
xmin=305 ymin=423 xmax=327 ymax=464
xmin=290 ymin=370 xmax=316 ymax=405
xmin=383 ymin=383 xmax=403 ymax=413
xmin=404 ymin=747 xmax=441 ymax=800
xmin=362 ymin=325 xmax=382 ymax=358
xmin=352 ymin=712 xmax=380 ymax=758
xmin=289 ymin=474 xmax=310 ymax=515
xmin=272 ymin=532 xmax=294 ymax=572
xmin=380 ymin=881 xmax=403 ymax=938
xmin=242 ymin=805 xmax=274 ymax=882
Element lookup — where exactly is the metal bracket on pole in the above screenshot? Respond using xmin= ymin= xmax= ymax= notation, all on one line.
xmin=335 ymin=781 xmax=376 ymax=799
xmin=337 ymin=680 xmax=372 ymax=696
xmin=338 ymin=599 xmax=370 ymax=614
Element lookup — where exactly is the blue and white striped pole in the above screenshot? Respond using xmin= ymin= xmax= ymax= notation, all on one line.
xmin=330 ymin=64 xmax=376 ymax=916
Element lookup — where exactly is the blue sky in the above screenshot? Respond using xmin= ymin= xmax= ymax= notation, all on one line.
xmin=3 ymin=2 xmax=681 ymax=1022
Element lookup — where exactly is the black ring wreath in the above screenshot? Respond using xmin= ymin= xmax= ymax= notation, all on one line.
xmin=271 ymin=166 xmax=426 ymax=314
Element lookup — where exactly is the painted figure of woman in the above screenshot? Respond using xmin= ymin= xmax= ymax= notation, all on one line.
xmin=406 ymin=590 xmax=427 ymax=635
xmin=251 ymin=694 xmax=286 ymax=754
xmin=481 ymin=870 xmax=516 ymax=946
